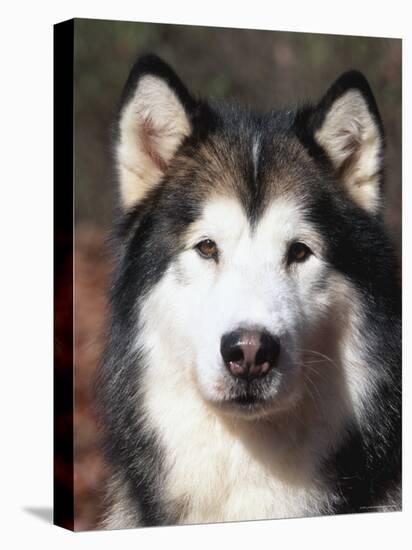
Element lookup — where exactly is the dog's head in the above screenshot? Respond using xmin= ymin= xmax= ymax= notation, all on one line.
xmin=112 ymin=55 xmax=387 ymax=419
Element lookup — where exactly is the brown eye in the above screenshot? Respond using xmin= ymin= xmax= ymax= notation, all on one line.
xmin=287 ymin=242 xmax=312 ymax=264
xmin=195 ymin=239 xmax=218 ymax=260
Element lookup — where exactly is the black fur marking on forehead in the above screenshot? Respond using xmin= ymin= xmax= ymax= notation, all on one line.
xmin=199 ymin=104 xmax=302 ymax=225
xmin=215 ymin=106 xmax=266 ymax=222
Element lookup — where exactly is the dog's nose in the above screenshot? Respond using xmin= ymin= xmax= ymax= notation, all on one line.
xmin=220 ymin=329 xmax=280 ymax=380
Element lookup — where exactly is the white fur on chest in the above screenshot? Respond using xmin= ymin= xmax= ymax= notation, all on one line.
xmin=142 ymin=370 xmax=328 ymax=524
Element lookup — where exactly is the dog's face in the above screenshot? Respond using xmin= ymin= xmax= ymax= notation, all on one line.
xmin=113 ymin=56 xmax=384 ymax=419
xmin=156 ymin=193 xmax=334 ymax=417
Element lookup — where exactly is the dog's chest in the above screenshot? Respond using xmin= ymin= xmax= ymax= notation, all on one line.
xmin=151 ymin=400 xmax=325 ymax=523
xmin=174 ymin=446 xmax=321 ymax=524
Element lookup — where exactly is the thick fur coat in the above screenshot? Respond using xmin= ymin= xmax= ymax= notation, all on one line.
xmin=97 ymin=55 xmax=401 ymax=528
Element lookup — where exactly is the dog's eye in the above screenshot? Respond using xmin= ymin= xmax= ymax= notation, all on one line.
xmin=195 ymin=239 xmax=218 ymax=260
xmin=287 ymin=242 xmax=312 ymax=264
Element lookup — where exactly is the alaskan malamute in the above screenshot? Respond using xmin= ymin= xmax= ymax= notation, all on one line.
xmin=97 ymin=55 xmax=401 ymax=528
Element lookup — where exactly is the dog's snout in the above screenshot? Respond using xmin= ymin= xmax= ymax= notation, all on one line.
xmin=220 ymin=329 xmax=280 ymax=380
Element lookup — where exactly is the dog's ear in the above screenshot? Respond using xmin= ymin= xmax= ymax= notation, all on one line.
xmin=116 ymin=55 xmax=195 ymax=209
xmin=311 ymin=71 xmax=384 ymax=214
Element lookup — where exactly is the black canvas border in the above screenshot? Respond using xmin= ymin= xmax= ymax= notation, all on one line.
xmin=53 ymin=18 xmax=75 ymax=531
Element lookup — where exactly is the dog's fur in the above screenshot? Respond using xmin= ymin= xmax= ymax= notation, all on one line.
xmin=97 ymin=55 xmax=401 ymax=528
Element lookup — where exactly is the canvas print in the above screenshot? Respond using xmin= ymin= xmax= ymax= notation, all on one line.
xmin=54 ymin=18 xmax=402 ymax=531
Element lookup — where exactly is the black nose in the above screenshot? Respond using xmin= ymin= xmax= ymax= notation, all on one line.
xmin=220 ymin=329 xmax=280 ymax=380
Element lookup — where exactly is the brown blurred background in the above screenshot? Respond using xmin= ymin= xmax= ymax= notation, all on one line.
xmin=73 ymin=18 xmax=402 ymax=530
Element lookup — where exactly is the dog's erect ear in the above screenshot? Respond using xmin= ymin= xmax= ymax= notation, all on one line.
xmin=312 ymin=71 xmax=384 ymax=214
xmin=116 ymin=55 xmax=195 ymax=209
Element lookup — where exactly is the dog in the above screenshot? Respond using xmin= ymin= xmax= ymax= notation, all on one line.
xmin=97 ymin=54 xmax=401 ymax=528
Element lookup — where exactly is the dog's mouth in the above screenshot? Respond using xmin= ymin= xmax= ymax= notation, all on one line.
xmin=209 ymin=367 xmax=302 ymax=418
xmin=214 ymin=392 xmax=278 ymax=419
xmin=215 ymin=383 xmax=276 ymax=415
xmin=227 ymin=392 xmax=266 ymax=412
xmin=232 ymin=393 xmax=260 ymax=404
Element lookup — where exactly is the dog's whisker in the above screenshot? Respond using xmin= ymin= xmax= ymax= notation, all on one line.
xmin=303 ymin=363 xmax=330 ymax=383
xmin=299 ymin=349 xmax=340 ymax=370
xmin=302 ymin=373 xmax=324 ymax=418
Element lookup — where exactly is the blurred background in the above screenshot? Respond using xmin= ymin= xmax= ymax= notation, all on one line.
xmin=73 ymin=18 xmax=401 ymax=530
